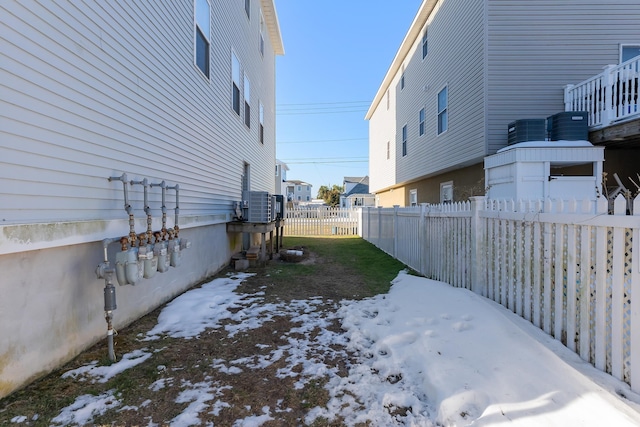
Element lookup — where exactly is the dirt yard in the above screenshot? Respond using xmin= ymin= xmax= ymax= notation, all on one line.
xmin=0 ymin=237 xmax=405 ymax=426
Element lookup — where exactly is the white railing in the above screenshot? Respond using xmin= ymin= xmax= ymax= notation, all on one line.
xmin=565 ymin=57 xmax=640 ymax=128
xmin=362 ymin=195 xmax=640 ymax=393
xmin=284 ymin=206 xmax=360 ymax=236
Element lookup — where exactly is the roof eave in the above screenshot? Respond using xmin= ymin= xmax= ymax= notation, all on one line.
xmin=365 ymin=0 xmax=437 ymax=120
xmin=260 ymin=0 xmax=285 ymax=55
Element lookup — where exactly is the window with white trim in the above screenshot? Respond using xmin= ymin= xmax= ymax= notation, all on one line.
xmin=400 ymin=65 xmax=405 ymax=90
xmin=386 ymin=141 xmax=390 ymax=160
xmin=419 ymin=107 xmax=425 ymax=136
xmin=621 ymin=45 xmax=640 ymax=63
xmin=422 ymin=26 xmax=428 ymax=59
xmin=194 ymin=0 xmax=210 ymax=78
xmin=440 ymin=181 xmax=453 ymax=203
xmin=232 ymin=52 xmax=241 ymax=115
xmin=259 ymin=12 xmax=265 ymax=56
xmin=259 ymin=102 xmax=264 ymax=143
xmin=402 ymin=124 xmax=407 ymax=157
xmin=244 ymin=74 xmax=251 ymax=128
xmin=437 ymin=86 xmax=448 ymax=134
xmin=409 ymin=189 xmax=417 ymax=206
xmin=245 ymin=0 xmax=250 ymax=19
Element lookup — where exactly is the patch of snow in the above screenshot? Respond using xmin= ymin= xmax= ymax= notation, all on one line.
xmin=61 ymin=350 xmax=152 ymax=383
xmin=50 ymin=390 xmax=121 ymax=426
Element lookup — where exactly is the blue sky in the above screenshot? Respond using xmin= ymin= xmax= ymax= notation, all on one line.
xmin=275 ymin=1 xmax=423 ymax=196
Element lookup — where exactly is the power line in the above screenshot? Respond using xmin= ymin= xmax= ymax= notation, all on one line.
xmin=281 ymin=160 xmax=368 ymax=165
xmin=278 ymin=137 xmax=367 ymax=144
xmin=277 ymin=100 xmax=371 ymax=107
xmin=277 ymin=109 xmax=368 ymax=116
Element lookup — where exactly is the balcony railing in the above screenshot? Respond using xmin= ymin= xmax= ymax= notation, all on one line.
xmin=564 ymin=57 xmax=640 ymax=128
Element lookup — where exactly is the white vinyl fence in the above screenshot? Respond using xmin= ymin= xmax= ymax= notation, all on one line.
xmin=284 ymin=206 xmax=360 ymax=236
xmin=362 ymin=195 xmax=640 ymax=392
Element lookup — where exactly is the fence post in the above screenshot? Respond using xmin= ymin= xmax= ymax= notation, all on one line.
xmin=469 ymin=196 xmax=485 ymax=296
xmin=563 ymin=83 xmax=574 ymax=112
xmin=419 ymin=203 xmax=427 ymax=276
xmin=393 ymin=205 xmax=399 ymax=258
xmin=632 ymin=195 xmax=640 ymax=393
xmin=377 ymin=206 xmax=382 ymax=247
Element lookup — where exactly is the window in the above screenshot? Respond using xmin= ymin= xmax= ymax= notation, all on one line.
xmin=386 ymin=89 xmax=390 ymax=110
xmin=245 ymin=0 xmax=250 ymax=19
xmin=232 ymin=53 xmax=241 ymax=115
xmin=402 ymin=124 xmax=407 ymax=157
xmin=195 ymin=0 xmax=210 ymax=78
xmin=422 ymin=27 xmax=428 ymax=59
xmin=275 ymin=164 xmax=279 ymax=177
xmin=259 ymin=12 xmax=265 ymax=56
xmin=386 ymin=141 xmax=390 ymax=160
xmin=437 ymin=86 xmax=448 ymax=134
xmin=419 ymin=108 xmax=425 ymax=136
xmin=244 ymin=74 xmax=251 ymax=127
xmin=297 ymin=185 xmax=301 ymax=191
xmin=400 ymin=65 xmax=405 ymax=90
xmin=621 ymin=45 xmax=640 ymax=63
xmin=440 ymin=181 xmax=453 ymax=203
xmin=409 ymin=189 xmax=417 ymax=206
xmin=259 ymin=102 xmax=264 ymax=143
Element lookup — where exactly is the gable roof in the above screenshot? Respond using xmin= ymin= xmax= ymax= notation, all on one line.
xmin=343 ymin=176 xmax=369 ymax=186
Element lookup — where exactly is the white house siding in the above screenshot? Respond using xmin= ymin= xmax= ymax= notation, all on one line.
xmin=368 ymin=0 xmax=486 ymax=192
xmin=369 ymin=0 xmax=640 ymax=202
xmin=486 ymin=0 xmax=640 ymax=153
xmin=368 ymin=89 xmax=397 ymax=192
xmin=0 ymin=0 xmax=282 ymax=398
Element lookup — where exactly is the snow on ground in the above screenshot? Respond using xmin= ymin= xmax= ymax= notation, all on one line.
xmin=27 ymin=271 xmax=640 ymax=426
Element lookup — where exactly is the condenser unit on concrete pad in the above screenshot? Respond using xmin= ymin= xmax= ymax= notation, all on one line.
xmin=242 ymin=191 xmax=272 ymax=223
xmin=485 ymin=141 xmax=604 ymax=209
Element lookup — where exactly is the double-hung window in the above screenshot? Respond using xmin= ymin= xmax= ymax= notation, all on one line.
xmin=259 ymin=12 xmax=265 ymax=56
xmin=402 ymin=125 xmax=407 ymax=157
xmin=437 ymin=86 xmax=448 ymax=134
xmin=195 ymin=0 xmax=210 ymax=78
xmin=419 ymin=108 xmax=425 ymax=136
xmin=244 ymin=74 xmax=251 ymax=128
xmin=422 ymin=27 xmax=428 ymax=59
xmin=232 ymin=53 xmax=241 ymax=115
xmin=259 ymin=102 xmax=264 ymax=143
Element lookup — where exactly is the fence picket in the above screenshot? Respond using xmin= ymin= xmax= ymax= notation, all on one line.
xmin=566 ymin=223 xmax=577 ymax=352
xmin=554 ymin=223 xmax=565 ymax=342
xmin=355 ymin=195 xmax=639 ymax=390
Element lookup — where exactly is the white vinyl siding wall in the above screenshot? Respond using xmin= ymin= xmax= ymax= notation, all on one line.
xmin=393 ymin=0 xmax=485 ymax=185
xmin=486 ymin=0 xmax=640 ymax=153
xmin=0 ymin=0 xmax=277 ymax=226
xmin=368 ymin=84 xmax=398 ymax=193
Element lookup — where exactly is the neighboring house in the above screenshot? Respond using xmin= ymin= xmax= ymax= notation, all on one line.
xmin=275 ymin=159 xmax=289 ymax=196
xmin=0 ymin=0 xmax=283 ymax=398
xmin=340 ymin=176 xmax=375 ymax=208
xmin=284 ymin=180 xmax=312 ymax=203
xmin=366 ymin=0 xmax=640 ymax=207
